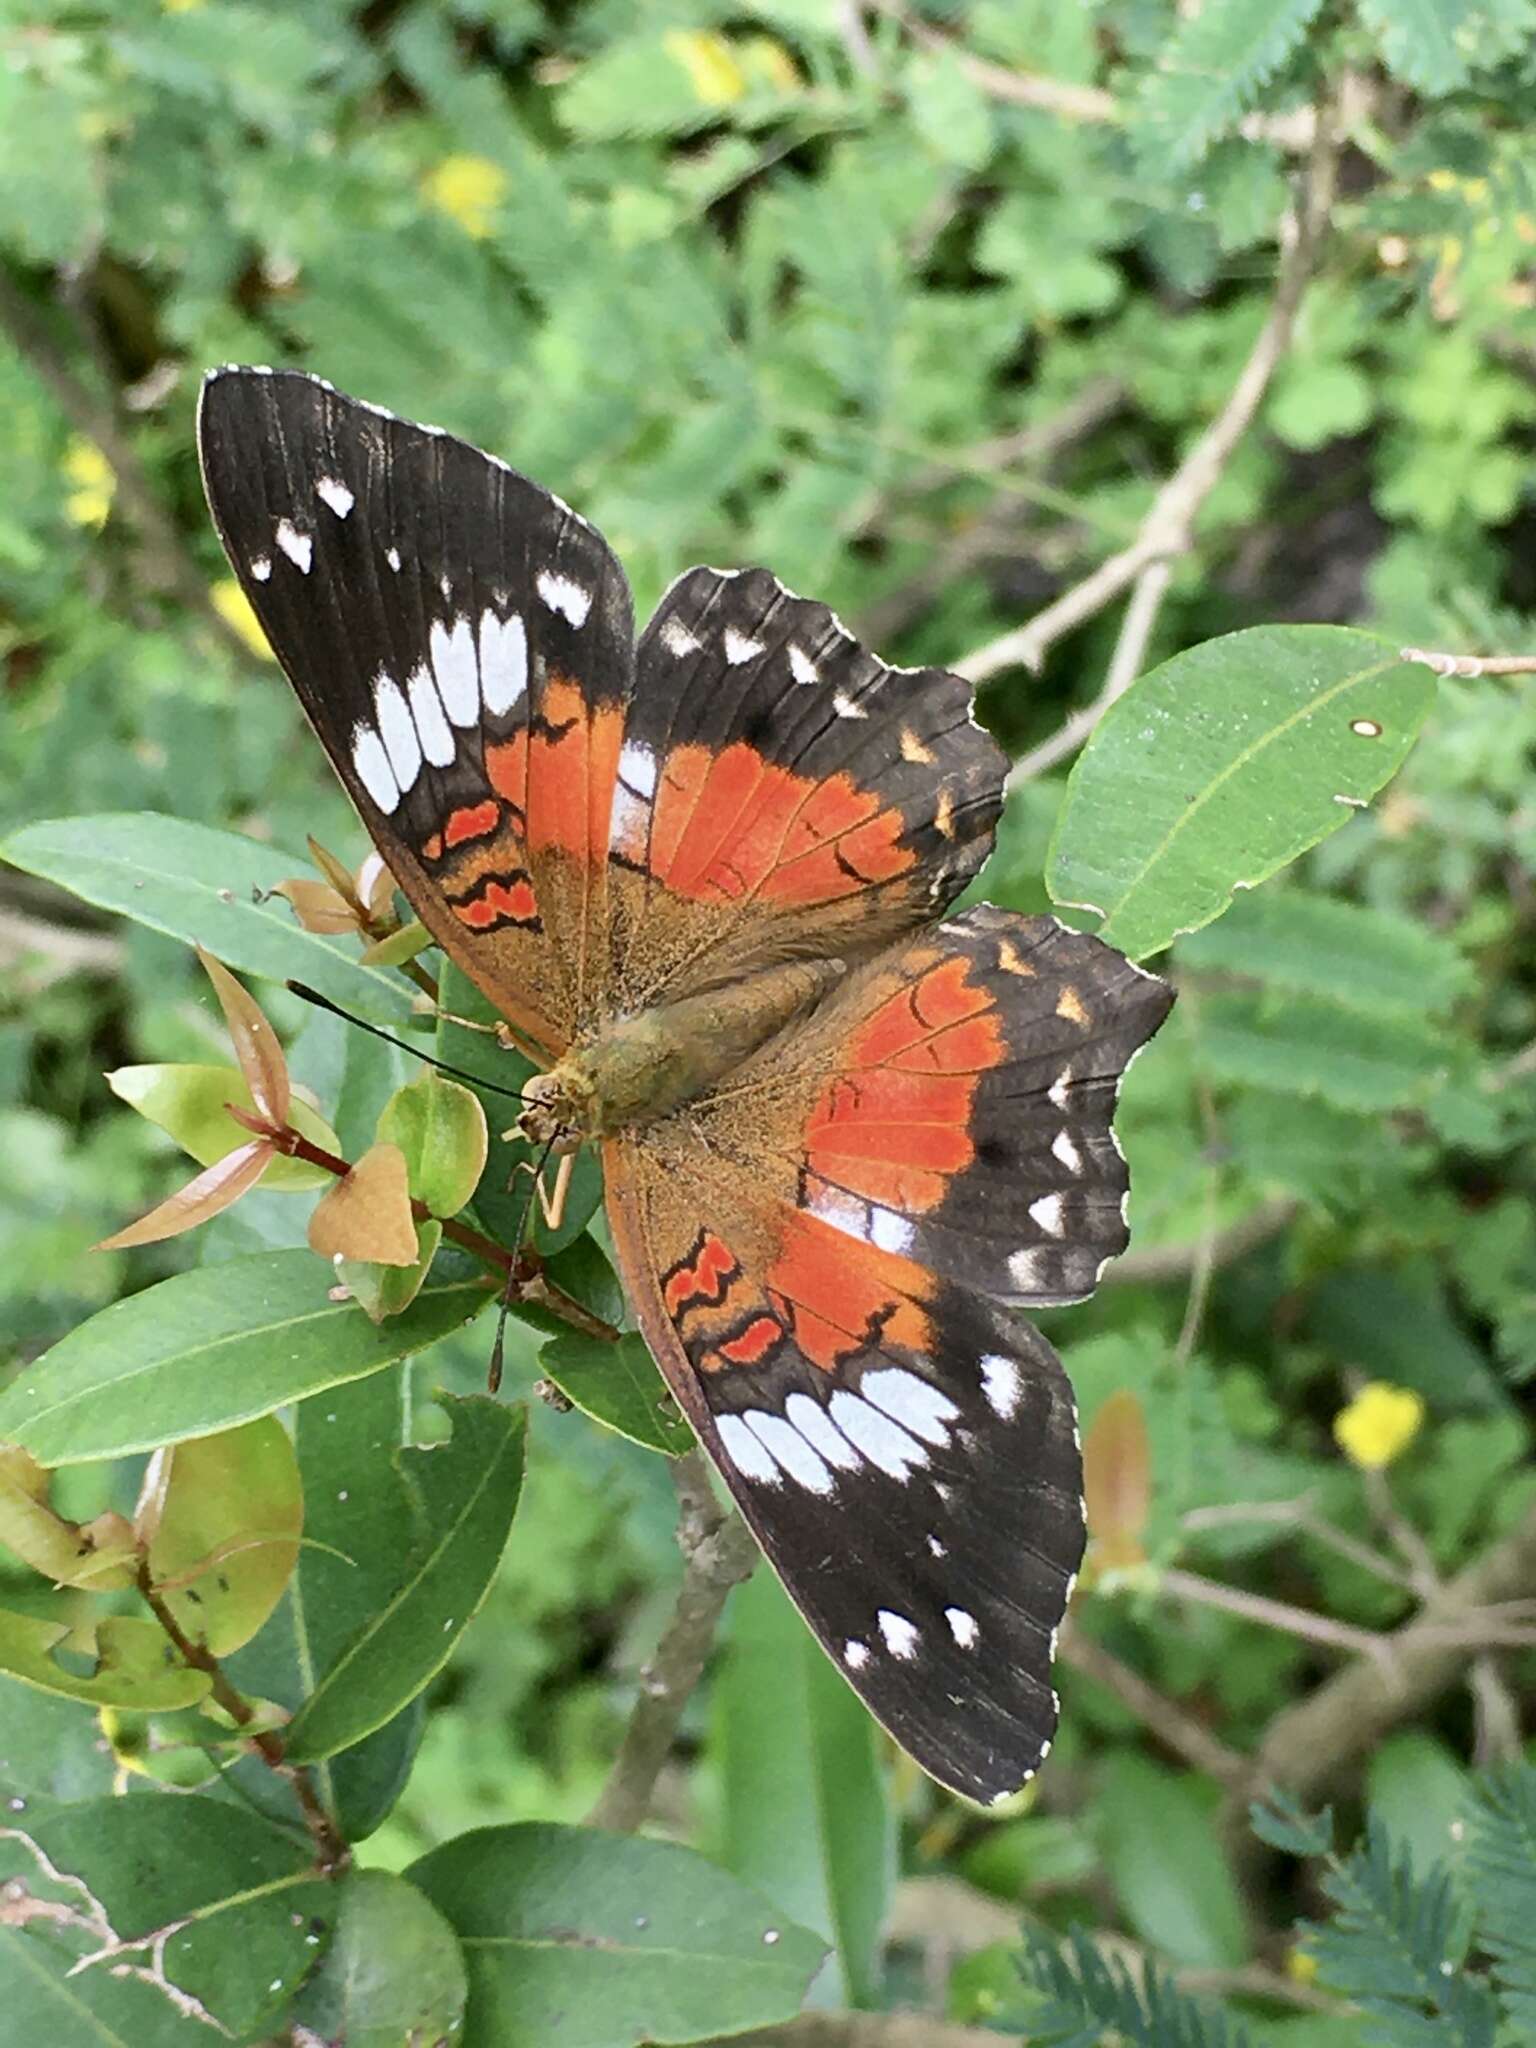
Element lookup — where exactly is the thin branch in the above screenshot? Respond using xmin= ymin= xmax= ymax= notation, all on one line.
xmin=1160 ymin=1566 xmax=1395 ymax=1664
xmin=137 ymin=1565 xmax=347 ymax=1873
xmin=871 ymin=0 xmax=1120 ymax=125
xmin=720 ymin=2017 xmax=1007 ymax=2048
xmin=1103 ymin=1196 xmax=1299 ymax=1287
xmin=957 ymin=92 xmax=1341 ymax=723
xmin=1059 ymin=1625 xmax=1248 ymax=1786
xmin=1180 ymin=1497 xmax=1416 ymax=1594
xmin=587 ymin=1451 xmax=759 ymax=1833
xmin=1251 ymin=1495 xmax=1536 ymax=1798
xmin=1402 ymin=646 xmax=1536 ymax=678
xmin=0 ymin=263 xmax=251 ymax=666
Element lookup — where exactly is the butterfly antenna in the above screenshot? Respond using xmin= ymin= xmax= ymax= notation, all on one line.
xmin=488 ymin=1134 xmax=559 ymax=1395
xmin=287 ymin=981 xmax=534 ymax=1103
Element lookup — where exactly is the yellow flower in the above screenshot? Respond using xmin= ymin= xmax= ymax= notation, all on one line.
xmin=62 ymin=438 xmax=115 ymax=529
xmin=211 ymin=578 xmax=275 ymax=661
xmin=422 ymin=154 xmax=507 ymax=239
xmin=1287 ymin=1946 xmax=1319 ymax=1987
xmin=1333 ymin=1382 xmax=1425 ymax=1471
xmin=740 ymin=35 xmax=801 ymax=94
xmin=664 ymin=29 xmax=746 ymax=107
xmin=163 ymin=0 xmax=206 ymax=10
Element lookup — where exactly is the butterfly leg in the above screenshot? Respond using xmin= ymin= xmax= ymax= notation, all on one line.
xmin=536 ymin=1150 xmax=575 ymax=1232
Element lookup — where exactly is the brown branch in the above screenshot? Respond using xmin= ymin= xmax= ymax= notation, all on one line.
xmin=1249 ymin=1494 xmax=1536 ymax=1800
xmin=1059 ymin=1625 xmax=1248 ymax=1787
xmin=1401 ymin=646 xmax=1536 ymax=678
xmin=136 ymin=1565 xmax=347 ymax=1873
xmin=957 ymin=90 xmax=1342 ymax=730
xmin=587 ymin=1451 xmax=759 ymax=1833
xmin=871 ymin=0 xmax=1119 ymax=125
xmin=719 ymin=2017 xmax=1005 ymax=2048
xmin=1103 ymin=1196 xmax=1299 ymax=1287
xmin=1161 ymin=1566 xmax=1394 ymax=1663
xmin=0 ymin=263 xmax=252 ymax=666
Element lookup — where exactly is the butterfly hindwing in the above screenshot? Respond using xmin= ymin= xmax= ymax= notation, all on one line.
xmin=197 ymin=367 xmax=635 ymax=1053
xmin=602 ymin=911 xmax=1172 ymax=1802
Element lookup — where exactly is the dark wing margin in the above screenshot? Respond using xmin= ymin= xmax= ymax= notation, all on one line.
xmin=196 ymin=365 xmax=635 ymax=1049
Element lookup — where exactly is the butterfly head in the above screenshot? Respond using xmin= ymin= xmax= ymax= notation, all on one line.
xmin=514 ymin=1068 xmax=593 ymax=1156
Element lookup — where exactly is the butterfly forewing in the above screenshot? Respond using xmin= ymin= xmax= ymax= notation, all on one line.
xmin=197 ymin=368 xmax=635 ymax=1053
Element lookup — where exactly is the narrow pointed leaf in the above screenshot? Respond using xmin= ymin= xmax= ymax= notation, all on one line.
xmin=197 ymin=947 xmax=289 ymax=1124
xmin=93 ymin=1138 xmax=274 ymax=1250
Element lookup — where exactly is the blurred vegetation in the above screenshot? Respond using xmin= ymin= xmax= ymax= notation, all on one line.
xmin=3 ymin=3 xmax=1536 ymax=2045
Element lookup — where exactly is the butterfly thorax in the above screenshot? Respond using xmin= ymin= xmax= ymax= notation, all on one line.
xmin=518 ymin=957 xmax=844 ymax=1152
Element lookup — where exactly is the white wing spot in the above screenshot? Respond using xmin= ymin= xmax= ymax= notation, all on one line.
xmin=385 ymin=546 xmax=402 ymax=572
xmin=829 ymin=1391 xmax=928 ymax=1478
xmin=373 ymin=673 xmax=421 ymax=792
xmin=788 ymin=644 xmax=818 ymax=685
xmin=407 ymin=664 xmax=455 ymax=768
xmin=275 ymin=519 xmax=312 ymax=573
xmin=479 ymin=609 xmax=528 ymax=717
xmin=1030 ymin=1193 xmax=1066 ymax=1237
xmin=843 ymin=1639 xmax=870 ymax=1671
xmin=724 ymin=626 xmax=763 ymax=665
xmin=868 ymin=1206 xmax=915 ymax=1256
xmin=618 ymin=740 xmax=658 ymax=797
xmin=1048 ymin=1073 xmax=1072 ymax=1111
xmin=877 ymin=1610 xmax=920 ymax=1660
xmin=862 ymin=1367 xmax=959 ymax=1447
xmin=980 ymin=1353 xmax=1023 ymax=1420
xmin=659 ymin=616 xmax=700 ymax=657
xmin=250 ymin=554 xmax=272 ymax=582
xmin=537 ymin=570 xmax=592 ymax=627
xmin=927 ymin=1534 xmax=947 ymax=1558
xmin=717 ymin=1413 xmax=781 ymax=1486
xmin=784 ymin=1393 xmax=861 ymax=1472
xmin=833 ymin=692 xmax=867 ymax=719
xmin=1051 ymin=1130 xmax=1084 ymax=1175
xmin=1008 ymin=1246 xmax=1055 ymax=1293
xmin=316 ymin=476 xmax=354 ymax=518
xmin=743 ymin=1412 xmax=835 ymax=1495
xmin=351 ymin=724 xmax=400 ymax=814
xmin=430 ymin=616 xmax=479 ymax=726
xmin=946 ymin=1607 xmax=979 ymax=1648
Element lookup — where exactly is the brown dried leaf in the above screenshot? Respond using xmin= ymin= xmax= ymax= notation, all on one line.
xmin=1083 ymin=1388 xmax=1151 ymax=1570
xmin=307 ymin=834 xmax=365 ymax=910
xmin=196 ymin=949 xmax=289 ymax=1127
xmin=94 ymin=1139 xmax=275 ymax=1250
xmin=307 ymin=1141 xmax=418 ymax=1266
xmin=274 ymin=876 xmax=358 ymax=935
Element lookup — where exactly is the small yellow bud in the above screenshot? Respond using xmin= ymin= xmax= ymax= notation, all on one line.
xmin=1287 ymin=1946 xmax=1319 ymax=1986
xmin=664 ymin=29 xmax=746 ymax=106
xmin=1333 ymin=1382 xmax=1425 ymax=1471
xmin=211 ymin=578 xmax=275 ymax=661
xmin=422 ymin=154 xmax=508 ymax=239
xmin=62 ymin=438 xmax=115 ymax=530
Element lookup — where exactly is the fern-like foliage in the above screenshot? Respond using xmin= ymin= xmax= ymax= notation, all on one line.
xmin=1018 ymin=1926 xmax=1255 ymax=2048
xmin=1129 ymin=0 xmax=1326 ymax=182
xmin=1465 ymin=1764 xmax=1536 ymax=2036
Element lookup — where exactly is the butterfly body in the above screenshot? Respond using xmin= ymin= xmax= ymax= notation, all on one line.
xmin=198 ymin=366 xmax=1173 ymax=1805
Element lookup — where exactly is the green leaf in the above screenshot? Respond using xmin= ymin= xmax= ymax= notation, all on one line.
xmin=11 ymin=1795 xmax=334 ymax=2040
xmin=283 ymin=1396 xmax=526 ymax=1763
xmin=1466 ymin=1763 xmax=1536 ymax=2036
xmin=376 ymin=1069 xmax=488 ymax=1217
xmin=1130 ymin=0 xmax=1326 ymax=179
xmin=1048 ymin=628 xmax=1434 ymax=961
xmin=143 ymin=1415 xmax=302 ymax=1656
xmin=409 ymin=1822 xmax=827 ymax=2045
xmin=539 ymin=1332 xmax=693 ymax=1455
xmin=1 ymin=814 xmax=418 ymax=1028
xmin=1097 ymin=1753 xmax=1248 ymax=1969
xmin=289 ymin=1868 xmax=468 ymax=2048
xmin=1020 ymin=1924 xmax=1256 ymax=2048
xmin=0 ymin=1672 xmax=117 ymax=1819
xmin=1366 ymin=1734 xmax=1474 ymax=1903
xmin=1359 ymin=0 xmax=1471 ymax=94
xmin=0 ymin=1611 xmax=209 ymax=1713
xmin=1199 ymin=993 xmax=1450 ymax=1113
xmin=1176 ymin=887 xmax=1473 ymax=1018
xmin=0 ymin=1251 xmax=487 ymax=1466
xmin=715 ymin=1568 xmax=894 ymax=2008
xmin=105 ymin=1063 xmax=339 ymax=1191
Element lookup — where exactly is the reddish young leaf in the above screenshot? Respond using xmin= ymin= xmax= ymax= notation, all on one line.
xmin=1083 ymin=1388 xmax=1152 ymax=1571
xmin=94 ymin=1138 xmax=275 ymax=1250
xmin=308 ymin=1142 xmax=418 ymax=1266
xmin=308 ymin=833 xmax=366 ymax=912
xmin=197 ymin=948 xmax=289 ymax=1127
xmin=274 ymin=876 xmax=358 ymax=934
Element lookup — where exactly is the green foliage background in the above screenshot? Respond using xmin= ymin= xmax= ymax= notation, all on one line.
xmin=2 ymin=3 xmax=1536 ymax=2044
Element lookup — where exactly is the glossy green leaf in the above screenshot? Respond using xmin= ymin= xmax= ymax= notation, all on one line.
xmin=0 ymin=1611 xmax=207 ymax=1712
xmin=106 ymin=1062 xmax=339 ymax=1191
xmin=14 ymin=1795 xmax=333 ymax=2039
xmin=0 ymin=1250 xmax=487 ymax=1466
xmin=1 ymin=813 xmax=418 ymax=1027
xmin=377 ymin=1068 xmax=488 ymax=1217
xmin=290 ymin=1868 xmax=468 ymax=2048
xmin=540 ymin=1332 xmax=693 ymax=1455
xmin=1097 ymin=1752 xmax=1248 ymax=1969
xmin=339 ymin=1216 xmax=444 ymax=1322
xmin=715 ymin=1567 xmax=894 ymax=2008
xmin=1047 ymin=627 xmax=1433 ymax=960
xmin=283 ymin=1396 xmax=526 ymax=1762
xmin=142 ymin=1415 xmax=302 ymax=1656
xmin=409 ymin=1822 xmax=826 ymax=2046
xmin=0 ymin=1672 xmax=117 ymax=1821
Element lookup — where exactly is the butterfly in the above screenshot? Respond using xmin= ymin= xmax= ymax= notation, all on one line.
xmin=197 ymin=367 xmax=1172 ymax=1805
